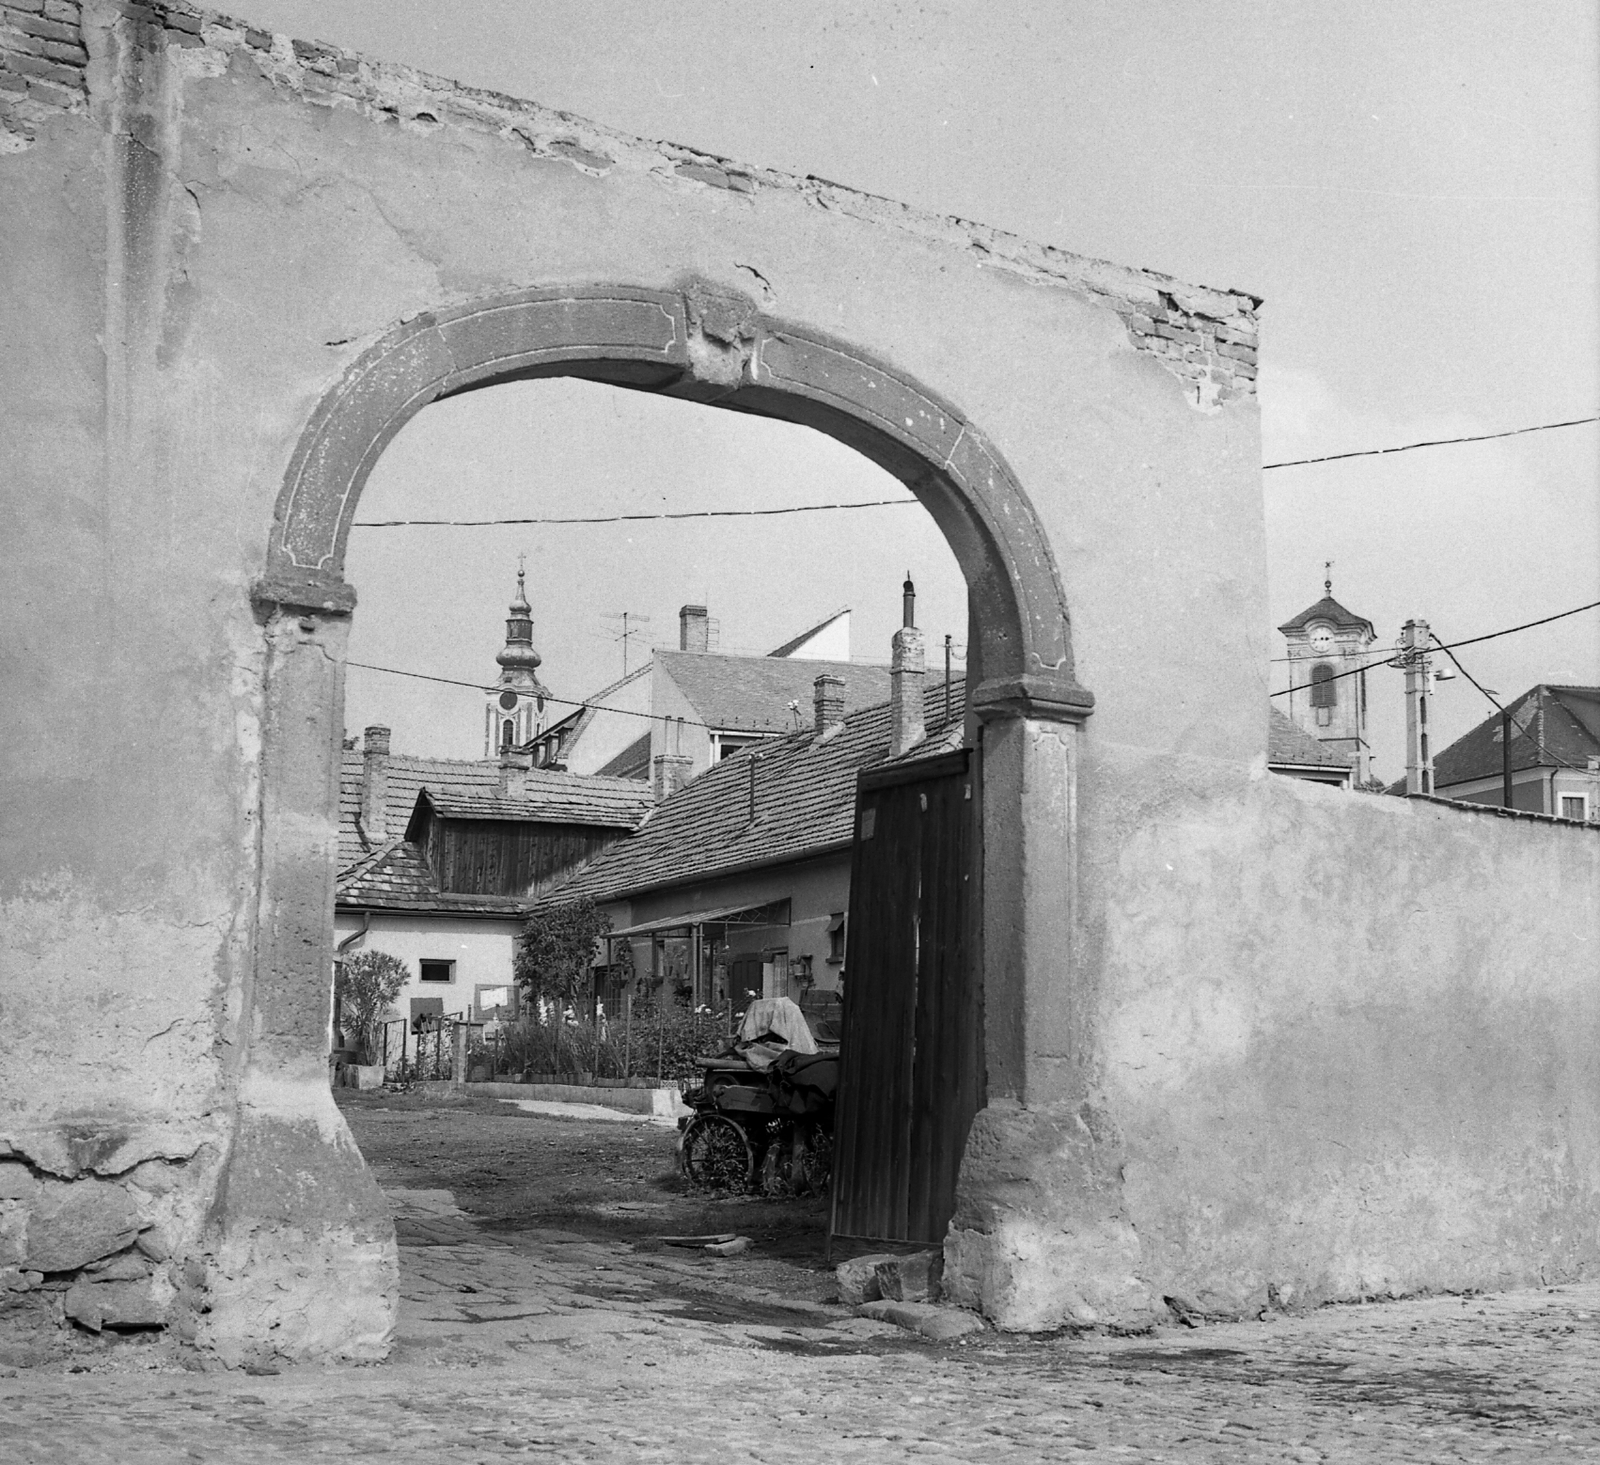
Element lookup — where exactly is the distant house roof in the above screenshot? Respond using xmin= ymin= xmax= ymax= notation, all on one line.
xmin=336 ymin=837 xmax=528 ymax=917
xmin=1432 ymin=685 xmax=1600 ymax=789
xmin=767 ymin=607 xmax=850 ymax=658
xmin=1267 ymin=707 xmax=1353 ymax=770
xmin=405 ymin=779 xmax=652 ymax=835
xmin=338 ymin=749 xmax=651 ymax=871
xmin=596 ymin=732 xmax=651 ymax=779
xmin=1277 ymin=595 xmax=1375 ymax=638
xmin=541 ymin=679 xmax=967 ymax=906
xmin=536 ymin=663 xmax=650 ymax=746
xmin=654 ymin=648 xmax=892 ymax=734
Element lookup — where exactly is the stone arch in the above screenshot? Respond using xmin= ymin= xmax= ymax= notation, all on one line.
xmin=231 ymin=284 xmax=1095 ymax=1357
xmin=257 ymin=284 xmax=1092 ymax=720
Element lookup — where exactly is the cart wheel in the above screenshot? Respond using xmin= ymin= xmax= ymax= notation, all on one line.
xmin=681 ymin=1113 xmax=754 ymax=1192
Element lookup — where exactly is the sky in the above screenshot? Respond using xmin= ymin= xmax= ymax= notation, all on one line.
xmin=227 ymin=1 xmax=1598 ymax=776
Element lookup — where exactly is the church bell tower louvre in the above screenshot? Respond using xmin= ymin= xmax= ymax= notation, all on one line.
xmin=1277 ymin=569 xmax=1377 ymax=784
xmin=484 ymin=562 xmax=552 ymax=758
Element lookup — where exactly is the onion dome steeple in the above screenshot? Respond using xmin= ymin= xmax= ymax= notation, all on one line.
xmin=496 ymin=566 xmax=543 ymax=674
xmin=484 ymin=560 xmax=552 ymax=757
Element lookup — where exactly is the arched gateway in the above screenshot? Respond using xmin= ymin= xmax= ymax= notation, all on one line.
xmin=236 ymin=284 xmax=1094 ymax=1361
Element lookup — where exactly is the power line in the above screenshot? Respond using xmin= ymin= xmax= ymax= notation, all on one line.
xmin=345 ymin=413 xmax=1600 ymax=530
xmin=1429 ymin=633 xmax=1584 ymax=772
xmin=1269 ymin=596 xmax=1600 ymax=663
xmin=1433 ymin=599 xmax=1600 ymax=653
xmin=351 ymin=497 xmax=916 ymax=528
xmin=1262 ymin=414 xmax=1598 ymax=471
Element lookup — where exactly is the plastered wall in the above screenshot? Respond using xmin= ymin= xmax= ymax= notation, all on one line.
xmin=1 ymin=0 xmax=1594 ymax=1363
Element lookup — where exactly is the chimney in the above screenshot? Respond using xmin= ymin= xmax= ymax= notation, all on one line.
xmin=498 ymin=747 xmax=531 ymax=799
xmin=679 ymin=604 xmax=709 ymax=653
xmin=651 ymin=752 xmax=692 ymax=802
xmin=889 ymin=576 xmax=925 ymax=756
xmin=813 ymin=674 xmax=845 ymax=736
xmin=361 ymin=725 xmax=390 ymax=841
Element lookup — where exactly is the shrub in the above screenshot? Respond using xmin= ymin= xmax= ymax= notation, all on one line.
xmin=336 ymin=949 xmax=409 ymax=1065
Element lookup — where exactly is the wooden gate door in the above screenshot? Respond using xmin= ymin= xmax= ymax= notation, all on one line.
xmin=831 ymin=748 xmax=982 ymax=1245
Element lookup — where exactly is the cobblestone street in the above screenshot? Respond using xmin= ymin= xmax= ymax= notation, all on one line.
xmin=3 ymin=1099 xmax=1597 ymax=1462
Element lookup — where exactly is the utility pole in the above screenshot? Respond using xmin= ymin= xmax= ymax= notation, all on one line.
xmin=1400 ymin=619 xmax=1433 ymax=796
xmin=943 ymin=633 xmax=953 ymax=727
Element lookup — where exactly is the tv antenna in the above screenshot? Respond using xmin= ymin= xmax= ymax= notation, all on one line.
xmin=599 ymin=610 xmax=653 ymax=676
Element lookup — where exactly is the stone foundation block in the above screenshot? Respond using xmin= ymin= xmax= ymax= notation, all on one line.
xmin=943 ymin=1217 xmax=1160 ymax=1332
xmin=23 ymin=1179 xmax=143 ymax=1273
xmin=875 ymin=1249 xmax=943 ymax=1303
xmin=857 ymin=1299 xmax=986 ymax=1341
xmin=63 ymin=1274 xmax=173 ymax=1332
xmin=835 ymin=1252 xmax=903 ymax=1306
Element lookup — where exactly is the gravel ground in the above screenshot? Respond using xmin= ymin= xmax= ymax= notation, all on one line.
xmin=2 ymin=1089 xmax=1596 ymax=1463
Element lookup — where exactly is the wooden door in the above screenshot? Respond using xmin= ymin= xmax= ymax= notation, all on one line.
xmin=831 ymin=748 xmax=982 ymax=1245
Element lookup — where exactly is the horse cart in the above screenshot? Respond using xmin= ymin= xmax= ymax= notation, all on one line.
xmin=678 ymin=996 xmax=838 ymax=1196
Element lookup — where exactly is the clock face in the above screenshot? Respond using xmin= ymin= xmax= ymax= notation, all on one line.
xmin=498 ymin=690 xmax=519 ymax=711
xmin=1309 ymin=626 xmax=1335 ymax=653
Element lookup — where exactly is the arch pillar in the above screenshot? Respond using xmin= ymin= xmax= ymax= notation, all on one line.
xmin=202 ymin=595 xmax=396 ymax=1366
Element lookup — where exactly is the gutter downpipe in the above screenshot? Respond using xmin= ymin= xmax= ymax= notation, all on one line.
xmin=332 ymin=912 xmax=370 ymax=1053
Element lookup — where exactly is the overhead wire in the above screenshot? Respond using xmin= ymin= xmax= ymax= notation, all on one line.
xmin=345 ymin=413 xmax=1600 ymax=528
xmin=1261 ymin=414 xmax=1598 ymax=471
xmin=1428 ymin=633 xmax=1585 ymax=772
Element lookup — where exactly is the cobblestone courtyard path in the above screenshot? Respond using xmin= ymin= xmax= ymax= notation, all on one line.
xmin=3 ymin=1095 xmax=1596 ymax=1462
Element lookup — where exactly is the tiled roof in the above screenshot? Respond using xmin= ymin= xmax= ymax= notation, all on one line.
xmin=596 ymin=732 xmax=651 ymax=779
xmin=541 ymin=679 xmax=967 ymax=906
xmin=410 ymin=778 xmax=652 ymax=832
xmin=338 ymin=749 xmax=651 ymax=870
xmin=1267 ymin=707 xmax=1353 ymax=768
xmin=1433 ymin=685 xmax=1600 ymax=789
xmin=655 ymin=649 xmax=893 ymax=734
xmin=335 ymin=837 xmax=527 ymax=916
xmin=1277 ymin=595 xmax=1375 ymax=637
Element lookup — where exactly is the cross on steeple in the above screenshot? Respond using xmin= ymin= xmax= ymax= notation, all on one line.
xmin=1324 ymin=559 xmax=1333 ymax=597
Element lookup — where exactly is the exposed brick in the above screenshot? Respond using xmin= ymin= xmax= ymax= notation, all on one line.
xmin=1230 ymin=358 xmax=1257 ymax=380
xmin=0 ymin=69 xmax=27 ymax=91
xmin=42 ymin=0 xmax=77 ymax=18
xmin=675 ymin=160 xmax=755 ymax=192
xmin=26 ymin=73 xmax=82 ymax=104
xmin=0 ymin=0 xmax=48 ymax=13
xmin=1152 ymin=321 xmax=1202 ymax=346
xmin=41 ymin=37 xmax=84 ymax=62
xmin=1121 ymin=313 xmax=1156 ymax=336
xmin=166 ymin=10 xmax=203 ymax=33
xmin=290 ymin=36 xmax=335 ymax=63
xmin=1214 ymin=339 xmax=1256 ymax=364
xmin=3 ymin=48 xmax=77 ymax=83
xmin=10 ymin=10 xmax=75 ymax=40
xmin=335 ymin=54 xmax=358 ymax=74
xmin=111 ymin=0 xmax=161 ymax=21
xmin=167 ymin=27 xmax=202 ymax=45
xmin=548 ymin=136 xmax=613 ymax=171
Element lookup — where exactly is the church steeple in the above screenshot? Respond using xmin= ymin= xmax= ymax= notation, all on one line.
xmin=496 ymin=565 xmax=542 ymax=675
xmin=484 ymin=560 xmax=551 ymax=757
xmin=1278 ymin=569 xmax=1376 ymax=784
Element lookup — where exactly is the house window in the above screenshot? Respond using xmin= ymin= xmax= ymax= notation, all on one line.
xmin=501 ymin=718 xmax=515 ymax=749
xmin=826 ymin=913 xmax=846 ymax=965
xmin=1559 ymin=794 xmax=1588 ymax=822
xmin=420 ymin=959 xmax=455 ymax=984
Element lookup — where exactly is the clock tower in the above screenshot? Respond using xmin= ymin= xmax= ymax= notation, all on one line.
xmin=484 ymin=564 xmax=552 ymax=757
xmin=1278 ymin=572 xmax=1377 ymax=783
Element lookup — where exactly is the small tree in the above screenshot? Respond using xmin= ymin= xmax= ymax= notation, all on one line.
xmin=336 ymin=950 xmax=409 ymax=1065
xmin=516 ymin=897 xmax=612 ymax=1012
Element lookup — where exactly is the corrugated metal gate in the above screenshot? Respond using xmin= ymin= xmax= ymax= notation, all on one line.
xmin=830 ymin=747 xmax=983 ymax=1245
